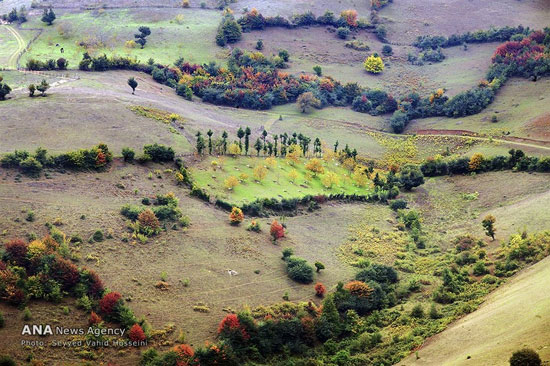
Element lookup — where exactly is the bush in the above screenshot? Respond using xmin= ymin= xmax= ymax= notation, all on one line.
xmin=0 ymin=355 xmax=16 ymax=366
xmin=364 ymin=54 xmax=384 ymax=74
xmin=389 ymin=199 xmax=407 ymax=211
xmin=143 ymin=144 xmax=175 ymax=162
xmin=229 ymin=207 xmax=244 ymax=225
xmin=390 ymin=110 xmax=410 ymax=133
xmin=99 ymin=292 xmax=122 ymax=314
xmin=337 ymin=27 xmax=350 ymax=39
xmin=282 ymin=247 xmax=294 ymax=259
xmin=410 ymin=304 xmax=424 ymax=318
xmin=399 ymin=165 xmax=425 ymax=190
xmin=92 ymin=230 xmax=104 ymax=242
xmin=509 ymin=348 xmax=541 ymax=366
xmin=382 ymin=45 xmax=393 ymax=56
xmin=122 ymin=147 xmax=135 ymax=162
xmin=285 ymin=256 xmax=314 ymax=283
xmin=315 ymin=283 xmax=326 ymax=297
xmin=129 ymin=323 xmax=147 ymax=342
xmin=270 ymin=220 xmax=285 ymax=240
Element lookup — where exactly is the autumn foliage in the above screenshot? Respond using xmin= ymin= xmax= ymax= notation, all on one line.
xmin=229 ymin=207 xmax=244 ymax=225
xmin=340 ymin=10 xmax=358 ymax=27
xmin=89 ymin=311 xmax=102 ymax=325
xmin=129 ymin=324 xmax=146 ymax=342
xmin=344 ymin=281 xmax=374 ymax=298
xmin=217 ymin=313 xmax=250 ymax=340
xmin=315 ymin=283 xmax=326 ymax=297
xmin=99 ymin=292 xmax=122 ymax=314
xmin=138 ymin=209 xmax=161 ymax=233
xmin=270 ymin=220 xmax=285 ymax=240
xmin=173 ymin=344 xmax=195 ymax=365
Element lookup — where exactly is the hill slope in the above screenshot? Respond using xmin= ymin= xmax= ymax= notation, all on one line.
xmin=399 ymin=255 xmax=550 ymax=366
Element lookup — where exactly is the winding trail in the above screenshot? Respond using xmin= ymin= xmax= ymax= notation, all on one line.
xmin=3 ymin=24 xmax=25 ymax=69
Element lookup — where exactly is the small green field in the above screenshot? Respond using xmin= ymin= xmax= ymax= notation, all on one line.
xmin=191 ymin=155 xmax=373 ymax=205
xmin=20 ymin=8 xmax=223 ymax=67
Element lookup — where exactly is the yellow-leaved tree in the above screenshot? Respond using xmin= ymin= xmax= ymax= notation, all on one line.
xmin=364 ymin=54 xmax=384 ymax=74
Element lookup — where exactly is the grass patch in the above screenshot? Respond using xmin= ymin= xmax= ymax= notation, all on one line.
xmin=191 ymin=156 xmax=373 ymax=206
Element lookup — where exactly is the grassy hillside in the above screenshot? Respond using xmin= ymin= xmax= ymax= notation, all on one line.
xmin=398 ymin=255 xmax=550 ymax=365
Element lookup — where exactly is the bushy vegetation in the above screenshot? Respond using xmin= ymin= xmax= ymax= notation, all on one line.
xmin=414 ymin=25 xmax=532 ymax=50
xmin=1 ymin=235 xmax=104 ymax=305
xmin=0 ymin=144 xmax=112 ymax=176
xmin=420 ymin=149 xmax=550 ymax=177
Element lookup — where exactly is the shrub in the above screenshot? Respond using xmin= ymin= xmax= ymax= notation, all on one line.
xmin=92 ymin=230 xmax=104 ymax=242
xmin=23 ymin=307 xmax=32 ymax=321
xmin=410 ymin=304 xmax=424 ymax=318
xmin=315 ymin=283 xmax=326 ymax=297
xmin=389 ymin=199 xmax=407 ymax=211
xmin=364 ymin=54 xmax=384 ymax=73
xmin=282 ymin=247 xmax=294 ymax=259
xmin=122 ymin=147 xmax=135 ymax=162
xmin=337 ymin=27 xmax=350 ymax=39
xmin=270 ymin=220 xmax=285 ymax=240
xmin=137 ymin=209 xmax=161 ymax=236
xmin=509 ymin=348 xmax=541 ymax=366
xmin=398 ymin=165 xmax=425 ymax=190
xmin=390 ymin=110 xmax=410 ymax=133
xmin=143 ymin=144 xmax=175 ymax=162
xmin=99 ymin=292 xmax=122 ymax=314
xmin=287 ymin=259 xmax=314 ymax=283
xmin=344 ymin=281 xmax=374 ymax=298
xmin=89 ymin=311 xmax=102 ymax=325
xmin=315 ymin=261 xmax=325 ymax=272
xmin=0 ymin=355 xmax=16 ymax=366
xmin=129 ymin=324 xmax=146 ymax=342
xmin=246 ymin=220 xmax=261 ymax=232
xmin=229 ymin=207 xmax=244 ymax=225
xmin=382 ymin=45 xmax=393 ymax=56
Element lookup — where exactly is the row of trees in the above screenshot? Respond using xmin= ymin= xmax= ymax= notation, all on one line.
xmin=26 ymin=57 xmax=68 ymax=70
xmin=194 ymin=127 xmax=357 ymax=159
xmin=420 ymin=149 xmax=550 ymax=177
xmin=0 ymin=144 xmax=112 ymax=177
xmin=236 ymin=8 xmax=372 ymax=33
xmin=2 ymin=6 xmax=27 ymax=23
xmin=414 ymin=25 xmax=533 ymax=50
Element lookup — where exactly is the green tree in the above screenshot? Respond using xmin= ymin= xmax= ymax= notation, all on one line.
xmin=41 ymin=7 xmax=56 ymax=25
xmin=36 ymin=79 xmax=50 ymax=97
xmin=315 ymin=261 xmax=325 ymax=273
xmin=237 ymin=127 xmax=244 ymax=150
xmin=509 ymin=349 xmax=541 ymax=366
xmin=254 ymin=138 xmax=262 ymax=157
xmin=398 ymin=165 xmax=424 ymax=190
xmin=244 ymin=127 xmax=251 ymax=156
xmin=196 ymin=131 xmax=206 ymax=155
xmin=0 ymin=76 xmax=12 ymax=100
xmin=28 ymin=84 xmax=36 ymax=97
xmin=207 ymin=129 xmax=213 ymax=155
xmin=127 ymin=77 xmax=138 ymax=94
xmin=313 ymin=65 xmax=322 ymax=76
xmin=221 ymin=131 xmax=228 ymax=154
xmin=482 ymin=215 xmax=496 ymax=240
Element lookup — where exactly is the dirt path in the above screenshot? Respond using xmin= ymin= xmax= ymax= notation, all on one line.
xmin=3 ymin=24 xmax=25 ymax=69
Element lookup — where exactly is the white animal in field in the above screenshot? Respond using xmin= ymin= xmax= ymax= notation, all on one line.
xmin=228 ymin=269 xmax=238 ymax=276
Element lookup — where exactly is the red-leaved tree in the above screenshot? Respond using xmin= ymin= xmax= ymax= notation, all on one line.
xmin=99 ymin=291 xmax=122 ymax=314
xmin=270 ymin=220 xmax=285 ymax=240
xmin=128 ymin=324 xmax=146 ymax=342
xmin=89 ymin=311 xmax=102 ymax=326
xmin=315 ymin=282 xmax=326 ymax=297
